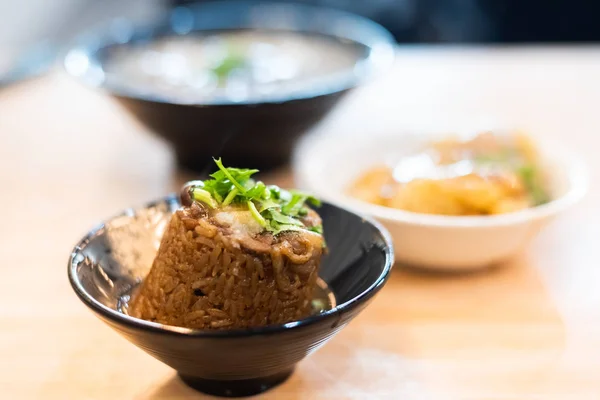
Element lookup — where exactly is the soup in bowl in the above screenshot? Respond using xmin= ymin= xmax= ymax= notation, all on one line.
xmin=102 ymin=30 xmax=367 ymax=104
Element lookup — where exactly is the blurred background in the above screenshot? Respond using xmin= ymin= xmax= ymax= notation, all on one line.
xmin=2 ymin=0 xmax=600 ymax=86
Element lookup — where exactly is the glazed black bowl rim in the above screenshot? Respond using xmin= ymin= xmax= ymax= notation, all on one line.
xmin=68 ymin=194 xmax=394 ymax=338
xmin=63 ymin=0 xmax=395 ymax=106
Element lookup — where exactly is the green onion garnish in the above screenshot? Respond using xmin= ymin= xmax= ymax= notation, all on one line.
xmin=517 ymin=164 xmax=550 ymax=206
xmin=222 ymin=188 xmax=238 ymax=207
xmin=191 ymin=158 xmax=323 ymax=235
xmin=191 ymin=188 xmax=218 ymax=209
xmin=247 ymin=200 xmax=267 ymax=228
xmin=187 ymin=158 xmax=323 ymax=235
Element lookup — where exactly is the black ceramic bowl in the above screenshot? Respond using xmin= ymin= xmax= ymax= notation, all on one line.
xmin=63 ymin=1 xmax=395 ymax=171
xmin=68 ymin=195 xmax=393 ymax=397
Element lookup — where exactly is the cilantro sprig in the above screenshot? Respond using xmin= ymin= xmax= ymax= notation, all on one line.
xmin=190 ymin=158 xmax=322 ymax=236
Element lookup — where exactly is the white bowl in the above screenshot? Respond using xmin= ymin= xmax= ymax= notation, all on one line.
xmin=293 ymin=130 xmax=588 ymax=271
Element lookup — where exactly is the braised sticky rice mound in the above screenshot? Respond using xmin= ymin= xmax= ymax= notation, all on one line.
xmin=129 ymin=159 xmax=325 ymax=330
xmin=130 ymin=203 xmax=323 ymax=329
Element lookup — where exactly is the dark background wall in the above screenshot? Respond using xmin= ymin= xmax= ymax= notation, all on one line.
xmin=174 ymin=0 xmax=600 ymax=44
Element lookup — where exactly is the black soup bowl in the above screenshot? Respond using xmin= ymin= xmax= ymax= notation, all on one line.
xmin=63 ymin=1 xmax=395 ymax=171
xmin=68 ymin=195 xmax=394 ymax=397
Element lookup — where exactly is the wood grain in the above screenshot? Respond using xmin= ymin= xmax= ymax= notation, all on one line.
xmin=1 ymin=47 xmax=599 ymax=399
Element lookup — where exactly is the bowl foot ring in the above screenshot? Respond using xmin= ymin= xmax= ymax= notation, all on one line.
xmin=178 ymin=368 xmax=294 ymax=397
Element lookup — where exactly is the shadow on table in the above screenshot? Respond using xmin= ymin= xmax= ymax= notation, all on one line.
xmin=146 ymin=375 xmax=212 ymax=399
xmin=146 ymin=374 xmax=307 ymax=399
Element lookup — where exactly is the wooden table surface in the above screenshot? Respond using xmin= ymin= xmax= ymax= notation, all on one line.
xmin=1 ymin=47 xmax=599 ymax=399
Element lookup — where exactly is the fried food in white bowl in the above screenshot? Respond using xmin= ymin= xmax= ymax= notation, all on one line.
xmin=293 ymin=130 xmax=588 ymax=271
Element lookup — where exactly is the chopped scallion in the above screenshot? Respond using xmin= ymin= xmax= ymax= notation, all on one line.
xmin=222 ymin=188 xmax=238 ymax=206
xmin=247 ymin=200 xmax=267 ymax=228
xmin=191 ymin=188 xmax=218 ymax=208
